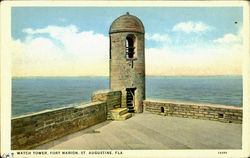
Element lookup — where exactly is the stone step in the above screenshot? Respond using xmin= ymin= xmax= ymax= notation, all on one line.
xmin=128 ymin=109 xmax=135 ymax=113
xmin=110 ymin=108 xmax=129 ymax=116
xmin=107 ymin=112 xmax=112 ymax=120
xmin=109 ymin=108 xmax=132 ymax=121
xmin=116 ymin=113 xmax=132 ymax=121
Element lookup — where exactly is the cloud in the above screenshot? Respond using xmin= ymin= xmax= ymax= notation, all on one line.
xmin=172 ymin=21 xmax=212 ymax=33
xmin=146 ymin=33 xmax=171 ymax=42
xmin=145 ymin=44 xmax=243 ymax=76
xmin=12 ymin=25 xmax=109 ymax=77
xmin=213 ymin=33 xmax=241 ymax=44
xmin=12 ymin=25 xmax=243 ymax=77
xmin=22 ymin=25 xmax=78 ymax=37
xmin=145 ymin=26 xmax=243 ymax=76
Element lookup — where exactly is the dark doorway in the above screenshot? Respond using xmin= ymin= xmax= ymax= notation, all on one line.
xmin=126 ymin=88 xmax=136 ymax=113
xmin=161 ymin=107 xmax=164 ymax=113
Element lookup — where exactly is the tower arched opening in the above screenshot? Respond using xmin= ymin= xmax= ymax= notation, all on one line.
xmin=125 ymin=34 xmax=136 ymax=59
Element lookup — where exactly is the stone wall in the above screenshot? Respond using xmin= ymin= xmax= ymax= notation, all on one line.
xmin=144 ymin=99 xmax=242 ymax=124
xmin=92 ymin=90 xmax=121 ymax=119
xmin=11 ymin=102 xmax=106 ymax=150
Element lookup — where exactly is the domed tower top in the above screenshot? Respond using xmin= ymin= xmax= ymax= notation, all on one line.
xmin=109 ymin=12 xmax=145 ymax=34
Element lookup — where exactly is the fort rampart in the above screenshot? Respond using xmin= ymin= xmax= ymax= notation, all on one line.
xmin=11 ymin=90 xmax=242 ymax=150
xmin=11 ymin=90 xmax=121 ymax=150
xmin=143 ymin=99 xmax=242 ymax=124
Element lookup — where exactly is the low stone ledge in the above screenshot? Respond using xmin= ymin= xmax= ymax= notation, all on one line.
xmin=11 ymin=101 xmax=107 ymax=150
xmin=145 ymin=99 xmax=242 ymax=110
xmin=12 ymin=106 xmax=74 ymax=120
xmin=143 ymin=99 xmax=242 ymax=124
xmin=93 ymin=89 xmax=121 ymax=96
xmin=76 ymin=101 xmax=105 ymax=108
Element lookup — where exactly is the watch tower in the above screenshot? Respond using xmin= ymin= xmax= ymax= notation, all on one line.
xmin=109 ymin=12 xmax=145 ymax=113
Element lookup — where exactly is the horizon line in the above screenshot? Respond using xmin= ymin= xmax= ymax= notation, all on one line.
xmin=12 ymin=74 xmax=242 ymax=78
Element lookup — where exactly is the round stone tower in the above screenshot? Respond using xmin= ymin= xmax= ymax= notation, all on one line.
xmin=109 ymin=12 xmax=145 ymax=113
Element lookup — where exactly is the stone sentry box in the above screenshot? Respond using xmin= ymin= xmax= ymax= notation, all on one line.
xmin=109 ymin=12 xmax=145 ymax=113
xmin=144 ymin=99 xmax=242 ymax=124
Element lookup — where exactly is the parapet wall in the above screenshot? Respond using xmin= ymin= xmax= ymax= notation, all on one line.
xmin=11 ymin=101 xmax=106 ymax=150
xmin=92 ymin=90 xmax=121 ymax=119
xmin=92 ymin=90 xmax=121 ymax=110
xmin=143 ymin=99 xmax=242 ymax=124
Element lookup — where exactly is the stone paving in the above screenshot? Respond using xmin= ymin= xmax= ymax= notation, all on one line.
xmin=35 ymin=113 xmax=242 ymax=150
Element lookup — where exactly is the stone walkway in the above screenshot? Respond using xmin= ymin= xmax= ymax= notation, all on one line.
xmin=35 ymin=113 xmax=242 ymax=150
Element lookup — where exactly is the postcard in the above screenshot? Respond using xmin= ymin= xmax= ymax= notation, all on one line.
xmin=1 ymin=1 xmax=250 ymax=158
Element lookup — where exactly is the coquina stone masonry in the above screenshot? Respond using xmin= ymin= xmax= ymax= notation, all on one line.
xmin=11 ymin=102 xmax=106 ymax=150
xmin=11 ymin=90 xmax=122 ymax=150
xmin=109 ymin=13 xmax=145 ymax=113
xmin=92 ymin=90 xmax=121 ymax=111
xmin=11 ymin=90 xmax=243 ymax=150
xmin=144 ymin=99 xmax=242 ymax=124
xmin=92 ymin=90 xmax=122 ymax=119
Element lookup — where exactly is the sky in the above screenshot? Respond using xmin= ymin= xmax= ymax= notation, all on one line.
xmin=11 ymin=7 xmax=243 ymax=76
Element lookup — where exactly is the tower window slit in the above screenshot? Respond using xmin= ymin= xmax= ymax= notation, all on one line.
xmin=126 ymin=36 xmax=135 ymax=59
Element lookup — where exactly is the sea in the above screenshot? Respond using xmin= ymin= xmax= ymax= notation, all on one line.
xmin=12 ymin=75 xmax=242 ymax=116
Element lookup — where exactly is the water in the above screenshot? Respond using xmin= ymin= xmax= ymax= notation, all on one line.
xmin=12 ymin=77 xmax=109 ymax=116
xmin=146 ymin=76 xmax=242 ymax=106
xmin=12 ymin=76 xmax=242 ymax=116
